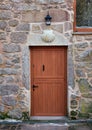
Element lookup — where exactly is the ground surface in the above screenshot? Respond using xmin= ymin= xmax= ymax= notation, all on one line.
xmin=0 ymin=119 xmax=92 ymax=130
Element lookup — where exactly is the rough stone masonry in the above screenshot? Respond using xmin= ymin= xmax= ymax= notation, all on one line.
xmin=0 ymin=0 xmax=92 ymax=120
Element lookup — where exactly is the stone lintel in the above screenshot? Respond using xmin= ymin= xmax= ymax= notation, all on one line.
xmin=27 ymin=30 xmax=68 ymax=46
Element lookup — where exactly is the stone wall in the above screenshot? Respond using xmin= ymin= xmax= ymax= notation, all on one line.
xmin=0 ymin=0 xmax=92 ymax=120
xmin=71 ymin=35 xmax=92 ymax=119
xmin=0 ymin=0 xmax=31 ymax=119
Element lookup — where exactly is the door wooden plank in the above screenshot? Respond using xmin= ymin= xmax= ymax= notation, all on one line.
xmin=30 ymin=46 xmax=67 ymax=116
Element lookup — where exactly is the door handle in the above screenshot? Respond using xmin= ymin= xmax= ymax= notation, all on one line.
xmin=32 ymin=85 xmax=38 ymax=91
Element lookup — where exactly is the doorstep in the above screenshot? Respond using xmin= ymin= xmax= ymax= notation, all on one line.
xmin=0 ymin=119 xmax=92 ymax=130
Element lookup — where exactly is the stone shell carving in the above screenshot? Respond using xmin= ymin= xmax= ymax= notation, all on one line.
xmin=41 ymin=30 xmax=55 ymax=42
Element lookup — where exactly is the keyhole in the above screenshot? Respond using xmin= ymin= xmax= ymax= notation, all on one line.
xmin=43 ymin=65 xmax=45 ymax=71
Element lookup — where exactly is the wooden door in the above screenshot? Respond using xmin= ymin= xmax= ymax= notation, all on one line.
xmin=31 ymin=47 xmax=67 ymax=116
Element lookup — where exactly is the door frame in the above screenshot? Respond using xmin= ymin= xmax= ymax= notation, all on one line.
xmin=30 ymin=46 xmax=68 ymax=117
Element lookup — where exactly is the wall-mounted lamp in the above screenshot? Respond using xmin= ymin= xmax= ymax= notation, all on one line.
xmin=45 ymin=12 xmax=52 ymax=26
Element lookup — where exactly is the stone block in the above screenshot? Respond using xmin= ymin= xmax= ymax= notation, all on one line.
xmin=2 ymin=96 xmax=17 ymax=106
xmin=79 ymin=100 xmax=88 ymax=115
xmin=36 ymin=0 xmax=64 ymax=4
xmin=0 ymin=84 xmax=19 ymax=96
xmin=75 ymin=69 xmax=85 ymax=77
xmin=78 ymin=79 xmax=91 ymax=93
xmin=5 ymin=60 xmax=14 ymax=67
xmin=9 ymin=19 xmax=19 ymax=27
xmin=3 ymin=44 xmax=21 ymax=53
xmin=64 ymin=32 xmax=72 ymax=41
xmin=8 ymin=108 xmax=22 ymax=119
xmin=5 ymin=76 xmax=14 ymax=83
xmin=66 ymin=0 xmax=73 ymax=9
xmin=14 ymin=3 xmax=39 ymax=11
xmin=76 ymin=36 xmax=83 ymax=41
xmin=22 ymin=9 xmax=69 ymax=22
xmin=0 ymin=104 xmax=4 ymax=112
xmin=18 ymin=100 xmax=29 ymax=110
xmin=10 ymin=0 xmax=23 ymax=2
xmin=89 ymin=79 xmax=92 ymax=85
xmin=51 ymin=24 xmax=63 ymax=33
xmin=88 ymin=73 xmax=92 ymax=77
xmin=10 ymin=32 xmax=27 ymax=43
xmin=79 ymin=99 xmax=92 ymax=117
xmin=86 ymin=62 xmax=92 ymax=68
xmin=60 ymin=3 xmax=67 ymax=8
xmin=79 ymin=49 xmax=92 ymax=61
xmin=12 ymin=57 xmax=20 ymax=63
xmin=0 ymin=54 xmax=3 ymax=64
xmin=50 ymin=0 xmax=64 ymax=3
xmin=82 ymin=93 xmax=92 ymax=98
xmin=0 ymin=76 xmax=4 ymax=84
xmin=64 ymin=22 xmax=72 ymax=32
xmin=90 ymin=42 xmax=92 ymax=47
xmin=25 ymin=0 xmax=32 ymax=3
xmin=0 ymin=32 xmax=6 ymax=40
xmin=0 ymin=11 xmax=11 ymax=20
xmin=22 ymin=46 xmax=30 ymax=90
xmin=14 ymin=64 xmax=21 ymax=69
xmin=75 ymin=42 xmax=88 ymax=49
xmin=0 ymin=44 xmax=3 ymax=53
xmin=16 ymin=23 xmax=30 ymax=31
xmin=75 ymin=62 xmax=85 ymax=68
xmin=40 ymin=23 xmax=49 ymax=30
xmin=49 ymin=9 xmax=70 ymax=22
xmin=5 ymin=58 xmax=20 ymax=67
xmin=22 ymin=11 xmax=46 ymax=22
xmin=6 ymin=26 xmax=11 ymax=32
xmin=4 ymin=53 xmax=20 ymax=59
xmin=0 ymin=21 xmax=7 ymax=30
xmin=0 ymin=68 xmax=18 ymax=75
xmin=68 ymin=52 xmax=74 ymax=88
xmin=8 ymin=56 xmax=20 ymax=64
xmin=32 ymin=24 xmax=41 ymax=32
xmin=86 ymin=68 xmax=92 ymax=73
xmin=0 ymin=4 xmax=12 ymax=10
xmin=5 ymin=62 xmax=20 ymax=69
xmin=85 ymin=35 xmax=92 ymax=40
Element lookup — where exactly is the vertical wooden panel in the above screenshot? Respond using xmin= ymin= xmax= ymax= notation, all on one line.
xmin=31 ymin=47 xmax=67 ymax=116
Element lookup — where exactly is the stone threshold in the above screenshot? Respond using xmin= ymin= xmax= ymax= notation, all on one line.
xmin=30 ymin=116 xmax=67 ymax=120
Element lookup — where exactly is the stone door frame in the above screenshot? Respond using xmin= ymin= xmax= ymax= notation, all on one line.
xmin=21 ymin=31 xmax=74 ymax=117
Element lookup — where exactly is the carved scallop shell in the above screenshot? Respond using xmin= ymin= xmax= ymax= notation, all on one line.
xmin=41 ymin=30 xmax=55 ymax=42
